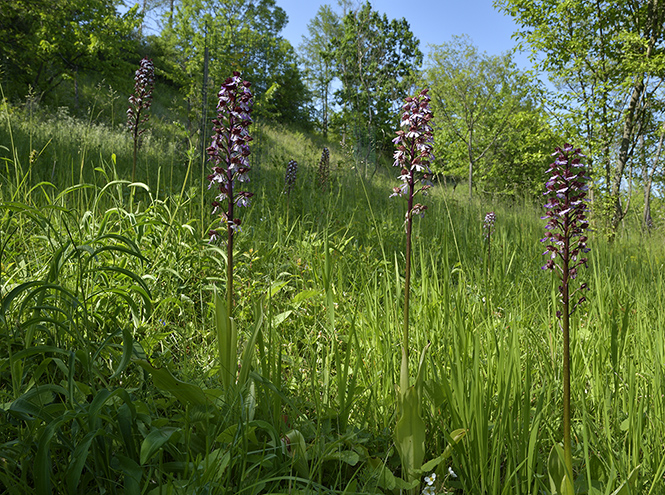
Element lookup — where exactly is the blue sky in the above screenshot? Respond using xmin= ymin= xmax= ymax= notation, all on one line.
xmin=276 ymin=0 xmax=532 ymax=69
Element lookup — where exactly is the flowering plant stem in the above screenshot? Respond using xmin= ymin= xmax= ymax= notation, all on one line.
xmin=127 ymin=57 xmax=154 ymax=183
xmin=391 ymin=89 xmax=434 ymax=489
xmin=541 ymin=144 xmax=590 ymax=491
xmin=206 ymin=72 xmax=254 ymax=388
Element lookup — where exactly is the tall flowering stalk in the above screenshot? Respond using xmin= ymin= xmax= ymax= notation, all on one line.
xmin=317 ymin=147 xmax=330 ymax=191
xmin=127 ymin=57 xmax=155 ymax=182
xmin=483 ymin=211 xmax=496 ymax=279
xmin=283 ymin=159 xmax=298 ymax=195
xmin=391 ymin=88 xmax=434 ymax=488
xmin=391 ymin=89 xmax=434 ymax=359
xmin=541 ymin=144 xmax=590 ymax=485
xmin=206 ymin=72 xmax=253 ymax=385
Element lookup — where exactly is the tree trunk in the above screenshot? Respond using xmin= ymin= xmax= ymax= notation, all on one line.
xmin=610 ymin=76 xmax=643 ymax=235
xmin=643 ymin=123 xmax=665 ymax=231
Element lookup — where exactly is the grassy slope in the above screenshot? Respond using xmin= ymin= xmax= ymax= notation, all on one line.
xmin=2 ymin=97 xmax=665 ymax=494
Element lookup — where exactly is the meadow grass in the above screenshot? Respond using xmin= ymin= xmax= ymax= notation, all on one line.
xmin=1 ymin=102 xmax=665 ymax=494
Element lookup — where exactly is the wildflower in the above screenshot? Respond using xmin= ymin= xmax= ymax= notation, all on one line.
xmin=483 ymin=211 xmax=496 ymax=239
xmin=317 ymin=147 xmax=330 ymax=191
xmin=448 ymin=466 xmax=457 ymax=478
xmin=540 ymin=143 xmax=590 ymax=483
xmin=391 ymin=88 xmax=434 ymax=214
xmin=421 ymin=486 xmax=436 ymax=495
xmin=392 ymin=88 xmax=434 ymax=487
xmin=284 ymin=159 xmax=298 ymax=195
xmin=424 ymin=473 xmax=436 ymax=485
xmin=206 ymin=72 xmax=253 ymax=244
xmin=127 ymin=57 xmax=155 ymax=181
xmin=541 ymin=144 xmax=590 ymax=315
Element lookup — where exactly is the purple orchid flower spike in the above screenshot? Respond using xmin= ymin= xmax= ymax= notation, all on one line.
xmin=206 ymin=71 xmax=254 ymax=246
xmin=206 ymin=72 xmax=254 ymax=322
xmin=127 ymin=57 xmax=155 ymax=181
xmin=541 ymin=143 xmax=591 ymax=483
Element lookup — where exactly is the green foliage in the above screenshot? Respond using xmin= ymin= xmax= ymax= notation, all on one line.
xmin=0 ymin=0 xmax=142 ymax=98
xmin=495 ymin=0 xmax=665 ymax=231
xmin=426 ymin=35 xmax=559 ymax=198
xmin=299 ymin=5 xmax=341 ymax=136
xmin=4 ymin=73 xmax=665 ymax=494
xmin=332 ymin=2 xmax=423 ymax=170
xmin=156 ymin=0 xmax=310 ymax=128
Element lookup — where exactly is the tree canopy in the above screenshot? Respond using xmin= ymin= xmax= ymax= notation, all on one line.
xmin=0 ymin=0 xmax=142 ymax=97
xmin=426 ymin=35 xmax=559 ymax=198
xmin=496 ymin=0 xmax=665 ymax=231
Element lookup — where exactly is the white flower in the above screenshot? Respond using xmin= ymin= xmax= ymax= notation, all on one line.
xmin=424 ymin=473 xmax=436 ymax=485
xmin=448 ymin=466 xmax=457 ymax=478
xmin=421 ymin=486 xmax=436 ymax=495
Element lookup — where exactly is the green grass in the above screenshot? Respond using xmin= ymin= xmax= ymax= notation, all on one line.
xmin=2 ymin=99 xmax=665 ymax=494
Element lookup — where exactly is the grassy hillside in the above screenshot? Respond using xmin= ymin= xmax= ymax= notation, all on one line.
xmin=2 ymin=94 xmax=665 ymax=494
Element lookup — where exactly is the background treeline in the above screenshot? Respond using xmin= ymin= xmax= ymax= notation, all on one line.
xmin=2 ymin=0 xmax=665 ymax=235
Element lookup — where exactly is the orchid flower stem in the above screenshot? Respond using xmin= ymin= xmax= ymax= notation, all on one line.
xmin=541 ymin=144 xmax=590 ymax=482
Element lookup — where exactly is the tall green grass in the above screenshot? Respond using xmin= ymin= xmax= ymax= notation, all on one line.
xmin=2 ymin=102 xmax=665 ymax=494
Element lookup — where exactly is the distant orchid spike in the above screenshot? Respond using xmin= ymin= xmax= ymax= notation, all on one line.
xmin=206 ymin=71 xmax=254 ymax=245
xmin=284 ymin=159 xmax=298 ymax=195
xmin=127 ymin=57 xmax=155 ymax=133
xmin=127 ymin=57 xmax=155 ymax=181
xmin=317 ymin=147 xmax=330 ymax=191
xmin=483 ymin=211 xmax=496 ymax=279
xmin=483 ymin=211 xmax=496 ymax=239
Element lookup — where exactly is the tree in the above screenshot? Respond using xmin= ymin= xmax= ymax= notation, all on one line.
xmin=0 ymin=0 xmax=141 ymax=100
xmin=157 ymin=0 xmax=309 ymax=128
xmin=332 ymin=2 xmax=422 ymax=174
xmin=495 ymin=0 xmax=665 ymax=234
xmin=299 ymin=5 xmax=341 ymax=137
xmin=426 ymin=35 xmax=557 ymax=198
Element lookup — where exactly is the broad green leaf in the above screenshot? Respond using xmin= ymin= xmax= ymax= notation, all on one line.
xmin=66 ymin=429 xmax=105 ymax=493
xmin=322 ymin=450 xmax=360 ymax=466
xmin=110 ymin=327 xmax=134 ymax=379
xmin=113 ymin=455 xmax=142 ymax=495
xmin=134 ymin=359 xmax=211 ymax=407
xmin=367 ymin=457 xmax=397 ymax=491
xmin=394 ymin=385 xmax=426 ymax=484
xmin=214 ymin=289 xmax=237 ymax=388
xmin=292 ymin=289 xmax=320 ymax=305
xmin=140 ymin=427 xmax=180 ymax=465
xmin=201 ymin=449 xmax=231 ymax=483
xmin=548 ymin=444 xmax=574 ymax=495
xmin=418 ymin=428 xmax=467 ymax=473
xmin=238 ymin=300 xmax=264 ymax=386
xmin=610 ymin=465 xmax=640 ymax=495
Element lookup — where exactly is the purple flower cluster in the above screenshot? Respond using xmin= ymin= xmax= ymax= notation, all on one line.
xmin=206 ymin=72 xmax=254 ymax=242
xmin=317 ymin=147 xmax=330 ymax=191
xmin=541 ymin=144 xmax=590 ymax=313
xmin=483 ymin=211 xmax=496 ymax=239
xmin=390 ymin=89 xmax=434 ymax=220
xmin=127 ymin=57 xmax=155 ymax=137
xmin=284 ymin=159 xmax=298 ymax=195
